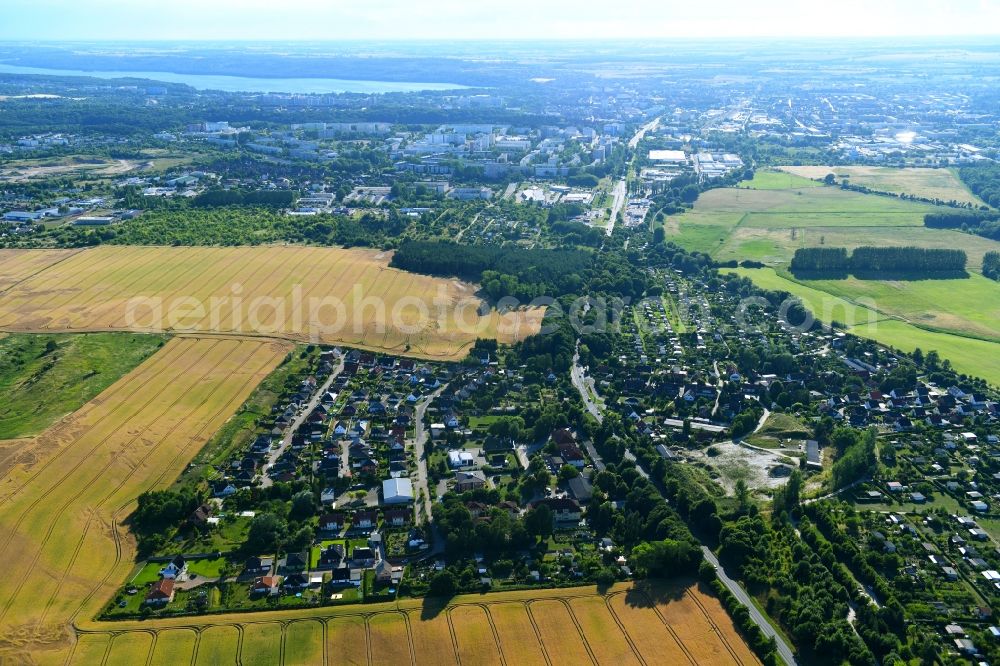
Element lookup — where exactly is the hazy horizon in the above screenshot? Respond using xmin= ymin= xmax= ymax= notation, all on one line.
xmin=3 ymin=0 xmax=999 ymax=41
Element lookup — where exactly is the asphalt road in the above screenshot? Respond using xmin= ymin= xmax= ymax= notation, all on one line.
xmin=411 ymin=383 xmax=447 ymax=524
xmin=701 ymin=546 xmax=798 ymax=666
xmin=262 ymin=353 xmax=344 ymax=488
xmin=571 ymin=348 xmax=646 ymax=479
xmin=606 ymin=178 xmax=626 ymax=237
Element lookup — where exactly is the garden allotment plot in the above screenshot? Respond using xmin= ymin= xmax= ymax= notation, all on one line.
xmin=0 ymin=245 xmax=544 ymax=361
xmin=0 ymin=336 xmax=290 ymax=662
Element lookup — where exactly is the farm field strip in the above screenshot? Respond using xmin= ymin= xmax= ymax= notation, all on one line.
xmin=567 ymin=596 xmax=642 ymax=665
xmin=486 ymin=602 xmax=548 ymax=666
xmin=0 ymin=336 xmax=291 ymax=663
xmin=448 ymin=604 xmax=504 ymax=666
xmin=367 ymin=611 xmax=414 ymax=665
xmin=607 ymin=591 xmax=694 ymax=665
xmin=528 ymin=599 xmax=595 ymax=664
xmin=405 ymin=609 xmax=458 ymax=666
xmin=62 ymin=583 xmax=760 ymax=666
xmin=0 ymin=246 xmax=544 ymax=360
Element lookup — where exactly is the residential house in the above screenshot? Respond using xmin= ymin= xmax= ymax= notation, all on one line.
xmin=251 ymin=575 xmax=281 ymax=596
xmin=145 ymin=579 xmax=175 ymax=606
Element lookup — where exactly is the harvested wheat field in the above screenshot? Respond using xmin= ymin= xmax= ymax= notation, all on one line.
xmin=0 ymin=245 xmax=544 ymax=360
xmin=0 ymin=336 xmax=291 ymax=664
xmin=0 ymin=248 xmax=80 ymax=292
xmin=63 ymin=582 xmax=760 ymax=666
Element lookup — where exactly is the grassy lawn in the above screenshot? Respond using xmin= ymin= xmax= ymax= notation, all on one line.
xmin=723 ymin=267 xmax=881 ymax=328
xmin=130 ymin=562 xmax=162 ymax=586
xmin=714 ymin=224 xmax=1000 ymax=269
xmin=802 ymin=273 xmax=1000 ymax=342
xmin=468 ymin=415 xmax=503 ymax=430
xmin=187 ymin=556 xmax=230 ymax=578
xmin=130 ymin=556 xmax=229 ymax=586
xmin=0 ymin=333 xmax=166 ymax=439
xmin=162 ymin=516 xmax=251 ymax=555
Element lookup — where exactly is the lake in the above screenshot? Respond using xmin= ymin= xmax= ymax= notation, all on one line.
xmin=0 ymin=63 xmax=468 ymax=94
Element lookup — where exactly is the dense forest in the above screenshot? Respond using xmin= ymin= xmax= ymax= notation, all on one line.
xmin=390 ymin=240 xmax=646 ymax=301
xmin=790 ymin=246 xmax=967 ymax=279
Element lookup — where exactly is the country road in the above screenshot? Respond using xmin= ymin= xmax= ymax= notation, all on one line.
xmin=701 ymin=547 xmax=799 ymax=666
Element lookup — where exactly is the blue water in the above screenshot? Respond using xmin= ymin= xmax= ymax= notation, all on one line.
xmin=0 ymin=63 xmax=468 ymax=94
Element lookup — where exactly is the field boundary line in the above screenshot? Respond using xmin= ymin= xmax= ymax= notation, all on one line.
xmin=440 ymin=606 xmax=462 ymax=666
xmin=145 ymin=629 xmax=158 ymax=666
xmin=72 ymin=341 xmax=286 ymax=626
xmin=474 ymin=602 xmax=506 ymax=666
xmin=234 ymin=623 xmax=245 ymax=666
xmin=9 ymin=339 xmax=236 ymax=625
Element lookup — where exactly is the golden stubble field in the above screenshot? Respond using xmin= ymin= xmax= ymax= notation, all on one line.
xmin=0 ymin=336 xmax=291 ymax=664
xmin=0 ymin=246 xmax=545 ymax=361
xmin=66 ymin=582 xmax=760 ymax=666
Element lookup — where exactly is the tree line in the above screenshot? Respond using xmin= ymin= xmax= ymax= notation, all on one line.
xmin=985 ymin=251 xmax=1000 ymax=281
xmin=958 ymin=164 xmax=1000 ymax=208
xmin=924 ymin=210 xmax=1000 ymax=241
xmin=790 ymin=246 xmax=967 ymax=279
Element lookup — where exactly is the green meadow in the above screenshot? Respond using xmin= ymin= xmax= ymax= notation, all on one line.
xmin=726 ymin=267 xmax=1000 ymax=386
xmin=671 ymin=171 xmax=1000 ymax=385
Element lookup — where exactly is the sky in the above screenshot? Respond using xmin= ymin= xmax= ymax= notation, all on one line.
xmin=2 ymin=0 xmax=999 ymax=41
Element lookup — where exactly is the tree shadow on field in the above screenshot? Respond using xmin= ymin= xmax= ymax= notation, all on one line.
xmin=623 ymin=577 xmax=688 ymax=608
xmin=419 ymin=596 xmax=450 ymax=621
